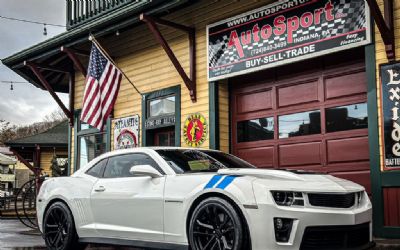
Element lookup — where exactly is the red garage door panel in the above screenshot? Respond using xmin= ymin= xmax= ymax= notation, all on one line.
xmin=236 ymin=147 xmax=274 ymax=168
xmin=327 ymin=137 xmax=369 ymax=163
xmin=325 ymin=71 xmax=367 ymax=100
xmin=231 ymin=62 xmax=370 ymax=192
xmin=279 ymin=142 xmax=322 ymax=167
xmin=237 ymin=89 xmax=272 ymax=114
xmin=278 ymin=80 xmax=319 ymax=107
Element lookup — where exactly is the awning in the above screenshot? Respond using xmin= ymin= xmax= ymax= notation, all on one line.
xmin=0 ymin=153 xmax=16 ymax=165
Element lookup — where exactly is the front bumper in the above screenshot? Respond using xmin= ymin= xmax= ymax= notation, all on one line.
xmin=245 ymin=203 xmax=373 ymax=250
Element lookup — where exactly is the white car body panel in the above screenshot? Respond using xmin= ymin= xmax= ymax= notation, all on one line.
xmin=37 ymin=147 xmax=373 ymax=250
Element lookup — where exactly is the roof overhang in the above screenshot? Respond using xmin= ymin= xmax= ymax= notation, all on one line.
xmin=1 ymin=0 xmax=192 ymax=93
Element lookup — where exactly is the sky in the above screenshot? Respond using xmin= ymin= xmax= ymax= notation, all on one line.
xmin=0 ymin=0 xmax=68 ymax=125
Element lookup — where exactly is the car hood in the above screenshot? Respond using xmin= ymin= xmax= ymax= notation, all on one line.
xmin=217 ymin=168 xmax=364 ymax=192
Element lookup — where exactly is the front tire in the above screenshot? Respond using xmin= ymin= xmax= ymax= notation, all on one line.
xmin=189 ymin=197 xmax=244 ymax=250
xmin=43 ymin=201 xmax=83 ymax=250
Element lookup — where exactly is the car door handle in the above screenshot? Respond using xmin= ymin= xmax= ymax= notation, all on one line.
xmin=94 ymin=186 xmax=106 ymax=192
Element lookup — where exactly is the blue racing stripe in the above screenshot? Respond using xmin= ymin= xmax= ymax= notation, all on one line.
xmin=215 ymin=175 xmax=238 ymax=190
xmin=204 ymin=175 xmax=224 ymax=189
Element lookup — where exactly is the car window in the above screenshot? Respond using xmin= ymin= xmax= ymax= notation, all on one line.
xmin=103 ymin=153 xmax=162 ymax=178
xmin=86 ymin=158 xmax=107 ymax=178
xmin=155 ymin=149 xmax=255 ymax=173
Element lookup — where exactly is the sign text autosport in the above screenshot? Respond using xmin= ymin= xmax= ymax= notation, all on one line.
xmin=207 ymin=0 xmax=371 ymax=81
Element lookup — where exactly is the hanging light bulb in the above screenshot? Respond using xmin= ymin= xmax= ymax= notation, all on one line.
xmin=43 ymin=24 xmax=47 ymax=36
xmin=116 ymin=30 xmax=120 ymax=36
xmin=10 ymin=82 xmax=13 ymax=91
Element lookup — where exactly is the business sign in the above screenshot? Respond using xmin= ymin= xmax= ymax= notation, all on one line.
xmin=207 ymin=0 xmax=371 ymax=81
xmin=113 ymin=115 xmax=139 ymax=150
xmin=145 ymin=115 xmax=175 ymax=130
xmin=183 ymin=113 xmax=208 ymax=147
xmin=380 ymin=62 xmax=400 ymax=171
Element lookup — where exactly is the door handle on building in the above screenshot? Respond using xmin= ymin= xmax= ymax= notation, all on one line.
xmin=94 ymin=186 xmax=106 ymax=192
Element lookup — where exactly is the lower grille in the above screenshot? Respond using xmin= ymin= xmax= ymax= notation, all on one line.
xmin=300 ymin=223 xmax=370 ymax=250
xmin=308 ymin=193 xmax=355 ymax=208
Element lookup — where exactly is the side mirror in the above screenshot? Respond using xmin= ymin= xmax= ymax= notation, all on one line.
xmin=129 ymin=165 xmax=162 ymax=178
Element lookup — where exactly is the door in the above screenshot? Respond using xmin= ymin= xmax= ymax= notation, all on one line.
xmin=153 ymin=128 xmax=175 ymax=146
xmin=90 ymin=153 xmax=165 ymax=240
xmin=231 ymin=62 xmax=371 ymax=193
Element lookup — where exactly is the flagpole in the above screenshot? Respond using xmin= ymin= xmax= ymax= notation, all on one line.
xmin=89 ymin=35 xmax=142 ymax=96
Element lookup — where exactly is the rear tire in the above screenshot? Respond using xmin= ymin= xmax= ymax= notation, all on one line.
xmin=43 ymin=201 xmax=85 ymax=250
xmin=189 ymin=197 xmax=244 ymax=250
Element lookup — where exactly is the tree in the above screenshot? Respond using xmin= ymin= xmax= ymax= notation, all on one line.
xmin=0 ymin=108 xmax=67 ymax=146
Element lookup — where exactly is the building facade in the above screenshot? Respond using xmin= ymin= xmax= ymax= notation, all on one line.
xmin=2 ymin=0 xmax=399 ymax=238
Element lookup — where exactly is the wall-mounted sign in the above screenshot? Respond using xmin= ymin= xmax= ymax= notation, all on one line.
xmin=113 ymin=115 xmax=139 ymax=150
xmin=183 ymin=113 xmax=208 ymax=147
xmin=207 ymin=0 xmax=371 ymax=81
xmin=145 ymin=115 xmax=175 ymax=130
xmin=380 ymin=62 xmax=400 ymax=171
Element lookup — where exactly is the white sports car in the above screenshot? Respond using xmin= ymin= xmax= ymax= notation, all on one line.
xmin=37 ymin=147 xmax=374 ymax=250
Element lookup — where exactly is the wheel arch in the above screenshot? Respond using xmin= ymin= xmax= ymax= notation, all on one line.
xmin=42 ymin=198 xmax=77 ymax=232
xmin=185 ymin=191 xmax=252 ymax=249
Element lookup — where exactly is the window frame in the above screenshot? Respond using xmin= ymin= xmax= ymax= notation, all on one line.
xmin=142 ymin=86 xmax=181 ymax=146
xmin=74 ymin=110 xmax=111 ymax=171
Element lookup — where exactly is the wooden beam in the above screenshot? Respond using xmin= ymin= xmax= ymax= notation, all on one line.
xmin=9 ymin=149 xmax=37 ymax=174
xmin=69 ymin=71 xmax=75 ymax=126
xmin=140 ymin=14 xmax=196 ymax=102
xmin=33 ymin=62 xmax=70 ymax=74
xmin=24 ymin=61 xmax=73 ymax=121
xmin=61 ymin=46 xmax=87 ymax=77
xmin=366 ymin=0 xmax=395 ymax=61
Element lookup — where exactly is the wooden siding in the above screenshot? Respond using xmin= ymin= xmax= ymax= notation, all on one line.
xmin=40 ymin=149 xmax=68 ymax=177
xmin=71 ymin=0 xmax=274 ymax=172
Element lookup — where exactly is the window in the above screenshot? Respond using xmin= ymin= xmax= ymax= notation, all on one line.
xmin=75 ymin=115 xmax=109 ymax=171
xmin=279 ymin=110 xmax=321 ymax=138
xmin=326 ymin=103 xmax=368 ymax=132
xmin=155 ymin=149 xmax=254 ymax=173
xmin=237 ymin=117 xmax=274 ymax=142
xmin=148 ymin=96 xmax=175 ymax=118
xmin=86 ymin=159 xmax=107 ymax=178
xmin=103 ymin=153 xmax=161 ymax=178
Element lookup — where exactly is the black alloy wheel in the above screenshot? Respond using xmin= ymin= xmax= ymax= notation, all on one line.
xmin=43 ymin=202 xmax=83 ymax=250
xmin=189 ymin=197 xmax=244 ymax=250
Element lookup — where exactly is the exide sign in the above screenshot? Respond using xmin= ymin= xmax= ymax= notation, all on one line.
xmin=207 ymin=0 xmax=371 ymax=81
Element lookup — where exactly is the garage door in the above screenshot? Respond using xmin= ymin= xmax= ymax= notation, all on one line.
xmin=231 ymin=62 xmax=371 ymax=193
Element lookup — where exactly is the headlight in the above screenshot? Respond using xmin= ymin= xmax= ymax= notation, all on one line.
xmin=271 ymin=191 xmax=304 ymax=206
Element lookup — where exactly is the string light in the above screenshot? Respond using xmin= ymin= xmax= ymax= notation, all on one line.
xmin=43 ymin=24 xmax=48 ymax=36
xmin=0 ymin=15 xmax=65 ymax=36
xmin=1 ymin=81 xmax=30 ymax=91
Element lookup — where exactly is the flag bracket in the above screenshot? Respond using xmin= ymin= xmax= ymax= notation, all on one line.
xmin=140 ymin=14 xmax=196 ymax=102
xmin=61 ymin=46 xmax=88 ymax=78
xmin=24 ymin=61 xmax=73 ymax=125
xmin=366 ymin=0 xmax=395 ymax=61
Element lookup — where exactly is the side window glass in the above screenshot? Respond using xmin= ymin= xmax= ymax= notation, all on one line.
xmin=103 ymin=153 xmax=161 ymax=178
xmin=86 ymin=159 xmax=107 ymax=178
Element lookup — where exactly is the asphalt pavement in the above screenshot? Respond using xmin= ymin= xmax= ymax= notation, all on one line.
xmin=0 ymin=219 xmax=399 ymax=250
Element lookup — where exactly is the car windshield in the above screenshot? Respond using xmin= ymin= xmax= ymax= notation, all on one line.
xmin=155 ymin=149 xmax=255 ymax=173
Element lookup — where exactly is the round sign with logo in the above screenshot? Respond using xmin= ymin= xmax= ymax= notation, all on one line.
xmin=183 ymin=113 xmax=208 ymax=147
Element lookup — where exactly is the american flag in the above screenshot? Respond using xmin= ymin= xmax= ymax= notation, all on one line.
xmin=80 ymin=43 xmax=122 ymax=130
